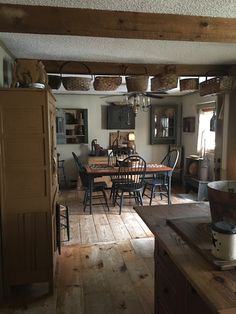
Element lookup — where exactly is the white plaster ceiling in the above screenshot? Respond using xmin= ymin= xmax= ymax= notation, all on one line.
xmin=1 ymin=0 xmax=236 ymax=17
xmin=1 ymin=0 xmax=236 ymax=66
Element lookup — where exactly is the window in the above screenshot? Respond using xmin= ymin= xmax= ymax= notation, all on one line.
xmin=197 ymin=105 xmax=216 ymax=155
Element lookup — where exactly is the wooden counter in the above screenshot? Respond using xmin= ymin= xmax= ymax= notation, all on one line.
xmin=134 ymin=203 xmax=236 ymax=314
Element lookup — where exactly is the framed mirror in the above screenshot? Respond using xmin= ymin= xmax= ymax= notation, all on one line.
xmin=150 ymin=104 xmax=178 ymax=144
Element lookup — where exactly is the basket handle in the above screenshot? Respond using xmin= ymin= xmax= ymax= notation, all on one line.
xmin=204 ymin=70 xmax=229 ymax=81
xmin=59 ymin=61 xmax=93 ymax=79
xmin=124 ymin=65 xmax=148 ymax=76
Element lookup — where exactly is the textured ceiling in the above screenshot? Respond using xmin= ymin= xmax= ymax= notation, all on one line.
xmin=2 ymin=33 xmax=236 ymax=65
xmin=1 ymin=1 xmax=236 ymax=68
xmin=1 ymin=0 xmax=236 ymax=17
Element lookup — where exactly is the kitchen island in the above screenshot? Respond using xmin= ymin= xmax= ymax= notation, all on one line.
xmin=134 ymin=202 xmax=236 ymax=314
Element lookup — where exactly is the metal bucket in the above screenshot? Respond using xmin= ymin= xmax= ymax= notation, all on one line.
xmin=208 ymin=180 xmax=236 ymax=223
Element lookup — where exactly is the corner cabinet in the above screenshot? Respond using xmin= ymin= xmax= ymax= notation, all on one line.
xmin=0 ymin=88 xmax=58 ymax=298
xmin=56 ymin=108 xmax=88 ymax=144
xmin=150 ymin=104 xmax=177 ymax=144
xmin=107 ymin=105 xmax=135 ymax=129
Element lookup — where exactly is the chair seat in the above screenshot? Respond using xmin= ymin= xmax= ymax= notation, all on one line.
xmin=144 ymin=177 xmax=166 ymax=186
xmin=116 ymin=183 xmax=143 ymax=192
xmin=72 ymin=152 xmax=109 ymax=213
xmin=113 ymin=155 xmax=146 ymax=214
xmin=142 ymin=149 xmax=179 ymax=205
xmin=93 ymin=181 xmax=107 ymax=191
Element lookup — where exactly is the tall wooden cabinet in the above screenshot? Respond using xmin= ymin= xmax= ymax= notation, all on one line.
xmin=0 ymin=88 xmax=58 ymax=298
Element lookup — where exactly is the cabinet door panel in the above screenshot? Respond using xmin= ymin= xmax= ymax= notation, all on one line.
xmin=107 ymin=105 xmax=121 ymax=129
xmin=5 ymin=166 xmax=47 ymax=199
xmin=2 ymin=106 xmax=44 ymax=134
xmin=156 ymin=301 xmax=171 ymax=314
xmin=156 ymin=260 xmax=187 ymax=314
xmin=3 ymin=212 xmax=51 ymax=284
xmin=157 ymin=242 xmax=187 ymax=293
xmin=187 ymin=285 xmax=213 ymax=314
xmin=4 ymin=138 xmax=46 ymax=165
xmin=107 ymin=105 xmax=135 ymax=129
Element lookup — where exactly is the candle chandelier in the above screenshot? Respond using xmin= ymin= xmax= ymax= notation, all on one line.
xmin=102 ymin=91 xmax=166 ymax=115
xmin=123 ymin=91 xmax=166 ymax=115
xmin=125 ymin=94 xmax=151 ymax=115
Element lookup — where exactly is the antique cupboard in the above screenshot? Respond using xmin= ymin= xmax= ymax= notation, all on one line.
xmin=0 ymin=88 xmax=58 ymax=298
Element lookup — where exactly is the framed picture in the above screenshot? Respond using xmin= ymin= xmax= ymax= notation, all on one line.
xmin=183 ymin=117 xmax=195 ymax=133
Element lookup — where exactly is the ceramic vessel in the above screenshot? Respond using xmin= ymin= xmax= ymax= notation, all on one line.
xmin=211 ymin=221 xmax=236 ymax=260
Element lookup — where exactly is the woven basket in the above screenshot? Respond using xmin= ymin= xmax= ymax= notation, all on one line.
xmin=199 ymin=76 xmax=236 ymax=96
xmin=48 ymin=75 xmax=61 ymax=90
xmin=62 ymin=76 xmax=92 ymax=91
xmin=151 ymin=65 xmax=178 ymax=91
xmin=151 ymin=73 xmax=178 ymax=91
xmin=93 ymin=76 xmax=122 ymax=91
xmin=125 ymin=66 xmax=149 ymax=92
xmin=60 ymin=62 xmax=92 ymax=91
xmin=180 ymin=78 xmax=199 ymax=92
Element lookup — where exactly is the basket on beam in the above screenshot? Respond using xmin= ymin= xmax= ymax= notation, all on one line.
xmin=61 ymin=62 xmax=92 ymax=91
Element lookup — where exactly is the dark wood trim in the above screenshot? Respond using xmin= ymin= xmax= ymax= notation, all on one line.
xmin=42 ymin=60 xmax=233 ymax=76
xmin=1 ymin=4 xmax=236 ymax=43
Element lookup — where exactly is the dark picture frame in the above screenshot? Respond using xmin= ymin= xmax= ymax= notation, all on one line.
xmin=183 ymin=117 xmax=195 ymax=133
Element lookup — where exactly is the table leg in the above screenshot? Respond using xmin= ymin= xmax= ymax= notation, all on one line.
xmin=168 ymin=173 xmax=172 ymax=204
xmin=89 ymin=175 xmax=93 ymax=215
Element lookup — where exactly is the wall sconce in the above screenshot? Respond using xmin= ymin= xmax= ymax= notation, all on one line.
xmin=128 ymin=132 xmax=135 ymax=141
xmin=128 ymin=132 xmax=136 ymax=153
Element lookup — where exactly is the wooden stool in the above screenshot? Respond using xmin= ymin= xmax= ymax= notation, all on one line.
xmin=56 ymin=203 xmax=70 ymax=254
xmin=184 ymin=176 xmax=209 ymax=201
xmin=59 ymin=204 xmax=70 ymax=242
xmin=57 ymin=154 xmax=67 ymax=189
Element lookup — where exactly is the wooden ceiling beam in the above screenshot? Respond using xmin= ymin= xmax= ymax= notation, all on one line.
xmin=1 ymin=4 xmax=236 ymax=43
xmin=42 ymin=60 xmax=234 ymax=76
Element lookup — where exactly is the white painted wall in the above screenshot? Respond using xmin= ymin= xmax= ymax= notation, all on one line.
xmin=55 ymin=93 xmax=182 ymax=183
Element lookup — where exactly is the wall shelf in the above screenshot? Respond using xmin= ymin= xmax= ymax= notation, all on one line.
xmin=56 ymin=108 xmax=88 ymax=144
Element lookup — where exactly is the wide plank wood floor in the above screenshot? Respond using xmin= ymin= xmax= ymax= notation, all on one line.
xmin=0 ymin=186 xmax=195 ymax=314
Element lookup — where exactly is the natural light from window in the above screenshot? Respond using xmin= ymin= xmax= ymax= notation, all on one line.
xmin=197 ymin=108 xmax=216 ymax=156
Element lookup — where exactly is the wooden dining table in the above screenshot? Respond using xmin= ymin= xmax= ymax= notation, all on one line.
xmin=84 ymin=163 xmax=173 ymax=214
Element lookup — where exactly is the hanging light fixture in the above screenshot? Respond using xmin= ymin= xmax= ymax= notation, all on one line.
xmin=126 ymin=94 xmax=151 ymax=115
